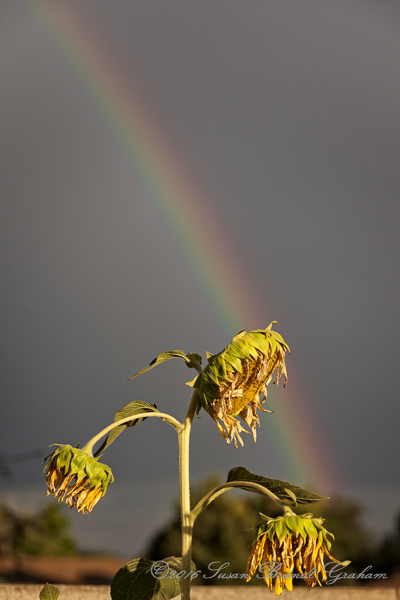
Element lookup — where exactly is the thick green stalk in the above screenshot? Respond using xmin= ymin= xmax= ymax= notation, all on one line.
xmin=178 ymin=390 xmax=198 ymax=600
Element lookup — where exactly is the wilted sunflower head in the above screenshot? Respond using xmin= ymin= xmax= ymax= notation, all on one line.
xmin=44 ymin=444 xmax=114 ymax=514
xmin=246 ymin=513 xmax=349 ymax=596
xmin=187 ymin=323 xmax=289 ymax=448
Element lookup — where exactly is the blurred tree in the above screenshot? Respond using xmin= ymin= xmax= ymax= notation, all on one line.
xmin=0 ymin=502 xmax=76 ymax=556
xmin=145 ymin=475 xmax=379 ymax=586
xmin=370 ymin=510 xmax=400 ymax=578
xmin=310 ymin=495 xmax=372 ymax=563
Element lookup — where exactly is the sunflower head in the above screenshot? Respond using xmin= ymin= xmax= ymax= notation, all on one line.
xmin=246 ymin=513 xmax=349 ymax=595
xmin=44 ymin=444 xmax=114 ymax=514
xmin=187 ymin=323 xmax=289 ymax=448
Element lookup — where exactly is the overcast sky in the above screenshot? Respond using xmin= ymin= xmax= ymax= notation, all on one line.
xmin=1 ymin=0 xmax=399 ymax=558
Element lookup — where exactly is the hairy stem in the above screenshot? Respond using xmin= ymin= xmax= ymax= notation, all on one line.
xmin=178 ymin=390 xmax=198 ymax=600
xmin=82 ymin=411 xmax=182 ymax=455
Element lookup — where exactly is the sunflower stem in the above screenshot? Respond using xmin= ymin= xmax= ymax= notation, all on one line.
xmin=190 ymin=481 xmax=288 ymax=520
xmin=282 ymin=504 xmax=297 ymax=516
xmin=178 ymin=390 xmax=198 ymax=600
xmin=81 ymin=412 xmax=182 ymax=456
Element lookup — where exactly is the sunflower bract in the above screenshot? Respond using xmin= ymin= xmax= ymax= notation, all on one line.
xmin=187 ymin=323 xmax=289 ymax=448
xmin=44 ymin=444 xmax=114 ymax=514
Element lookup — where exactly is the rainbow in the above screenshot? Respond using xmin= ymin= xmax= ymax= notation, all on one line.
xmin=25 ymin=0 xmax=337 ymax=491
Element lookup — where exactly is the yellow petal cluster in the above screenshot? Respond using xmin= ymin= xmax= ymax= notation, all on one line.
xmin=187 ymin=323 xmax=289 ymax=448
xmin=44 ymin=444 xmax=114 ymax=514
xmin=246 ymin=513 xmax=349 ymax=595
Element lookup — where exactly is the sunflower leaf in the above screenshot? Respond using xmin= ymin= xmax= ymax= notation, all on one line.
xmin=39 ymin=583 xmax=60 ymax=600
xmin=111 ymin=558 xmax=181 ymax=600
xmin=129 ymin=350 xmax=198 ymax=381
xmin=94 ymin=401 xmax=158 ymax=456
xmin=284 ymin=488 xmax=298 ymax=507
xmin=227 ymin=467 xmax=329 ymax=505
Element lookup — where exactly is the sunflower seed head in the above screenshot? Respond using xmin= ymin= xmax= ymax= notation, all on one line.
xmin=188 ymin=323 xmax=289 ymax=447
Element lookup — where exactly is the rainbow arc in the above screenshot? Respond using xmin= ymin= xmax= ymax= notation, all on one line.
xmin=26 ymin=0 xmax=337 ymax=491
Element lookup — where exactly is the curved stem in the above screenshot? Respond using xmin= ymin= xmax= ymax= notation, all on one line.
xmin=178 ymin=390 xmax=198 ymax=600
xmin=190 ymin=481 xmax=292 ymax=520
xmin=82 ymin=411 xmax=182 ymax=455
xmin=282 ymin=504 xmax=297 ymax=516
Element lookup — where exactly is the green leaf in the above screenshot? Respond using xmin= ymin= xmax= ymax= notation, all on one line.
xmin=114 ymin=400 xmax=159 ymax=426
xmin=111 ymin=558 xmax=181 ymax=600
xmin=39 ymin=583 xmax=60 ymax=600
xmin=226 ymin=467 xmax=330 ymax=505
xmin=94 ymin=401 xmax=159 ymax=457
xmin=129 ymin=351 xmax=196 ymax=381
xmin=284 ymin=487 xmax=298 ymax=507
xmin=186 ymin=353 xmax=202 ymax=370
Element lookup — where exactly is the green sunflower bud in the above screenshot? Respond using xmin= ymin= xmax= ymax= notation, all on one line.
xmin=44 ymin=444 xmax=114 ymax=514
xmin=246 ymin=513 xmax=349 ymax=595
xmin=187 ymin=323 xmax=289 ymax=448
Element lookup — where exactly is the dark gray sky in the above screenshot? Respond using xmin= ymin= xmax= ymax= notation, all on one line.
xmin=1 ymin=0 xmax=399 ymax=557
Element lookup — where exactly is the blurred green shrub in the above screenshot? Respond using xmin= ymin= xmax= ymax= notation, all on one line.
xmin=0 ymin=502 xmax=76 ymax=556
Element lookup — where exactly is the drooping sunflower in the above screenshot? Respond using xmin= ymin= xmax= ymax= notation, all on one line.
xmin=246 ymin=513 xmax=349 ymax=595
xmin=44 ymin=444 xmax=114 ymax=514
xmin=187 ymin=323 xmax=289 ymax=448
